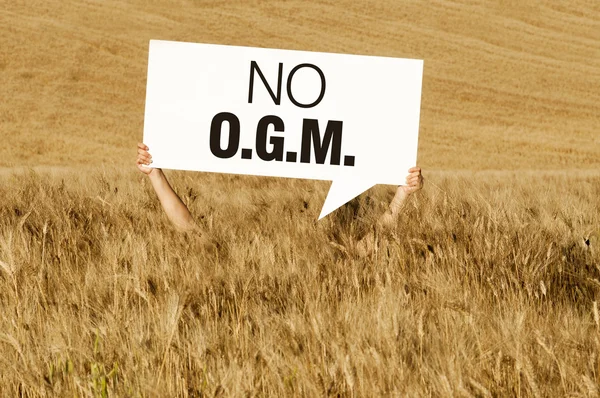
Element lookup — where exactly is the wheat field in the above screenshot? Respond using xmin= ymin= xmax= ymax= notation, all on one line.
xmin=1 ymin=0 xmax=600 ymax=396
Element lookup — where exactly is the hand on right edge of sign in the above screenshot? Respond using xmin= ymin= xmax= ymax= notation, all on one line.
xmin=398 ymin=166 xmax=423 ymax=195
xmin=136 ymin=142 xmax=155 ymax=175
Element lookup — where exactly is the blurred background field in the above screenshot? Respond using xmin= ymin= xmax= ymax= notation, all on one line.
xmin=1 ymin=0 xmax=598 ymax=170
xmin=1 ymin=0 xmax=599 ymax=396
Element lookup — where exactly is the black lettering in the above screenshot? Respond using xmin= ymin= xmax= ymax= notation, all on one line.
xmin=241 ymin=148 xmax=253 ymax=159
xmin=286 ymin=151 xmax=297 ymax=163
xmin=287 ymin=63 xmax=326 ymax=109
xmin=248 ymin=61 xmax=283 ymax=105
xmin=300 ymin=119 xmax=343 ymax=165
xmin=209 ymin=112 xmax=240 ymax=159
xmin=256 ymin=115 xmax=285 ymax=161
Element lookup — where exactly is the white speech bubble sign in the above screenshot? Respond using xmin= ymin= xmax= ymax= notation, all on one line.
xmin=143 ymin=40 xmax=423 ymax=219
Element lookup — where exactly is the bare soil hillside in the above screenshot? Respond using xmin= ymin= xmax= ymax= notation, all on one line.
xmin=2 ymin=0 xmax=598 ymax=170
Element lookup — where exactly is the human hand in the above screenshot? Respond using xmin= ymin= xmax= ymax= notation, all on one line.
xmin=136 ymin=142 xmax=155 ymax=175
xmin=398 ymin=166 xmax=423 ymax=195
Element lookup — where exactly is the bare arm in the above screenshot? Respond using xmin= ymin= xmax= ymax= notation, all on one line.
xmin=379 ymin=166 xmax=423 ymax=228
xmin=356 ymin=166 xmax=423 ymax=256
xmin=136 ymin=143 xmax=198 ymax=232
xmin=378 ymin=187 xmax=410 ymax=228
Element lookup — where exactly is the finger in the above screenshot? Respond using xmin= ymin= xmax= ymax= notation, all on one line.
xmin=407 ymin=166 xmax=420 ymax=173
xmin=137 ymin=142 xmax=149 ymax=150
xmin=138 ymin=152 xmax=153 ymax=163
xmin=137 ymin=154 xmax=152 ymax=164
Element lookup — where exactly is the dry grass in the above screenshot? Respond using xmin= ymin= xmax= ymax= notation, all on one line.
xmin=0 ymin=168 xmax=599 ymax=396
xmin=2 ymin=0 xmax=600 ymax=396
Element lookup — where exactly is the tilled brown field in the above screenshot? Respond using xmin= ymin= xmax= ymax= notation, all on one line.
xmin=1 ymin=0 xmax=598 ymax=169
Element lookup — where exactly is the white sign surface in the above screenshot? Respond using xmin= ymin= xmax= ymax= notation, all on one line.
xmin=143 ymin=40 xmax=423 ymax=219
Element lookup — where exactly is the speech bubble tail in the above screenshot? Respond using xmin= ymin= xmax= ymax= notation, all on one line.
xmin=319 ymin=178 xmax=375 ymax=220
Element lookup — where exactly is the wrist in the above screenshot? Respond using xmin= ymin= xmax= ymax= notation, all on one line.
xmin=390 ymin=188 xmax=409 ymax=213
xmin=148 ymin=167 xmax=164 ymax=181
xmin=395 ymin=186 xmax=410 ymax=199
